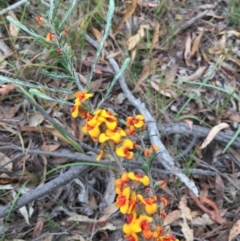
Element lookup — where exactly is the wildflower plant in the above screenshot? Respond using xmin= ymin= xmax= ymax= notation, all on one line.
xmin=1 ymin=0 xmax=179 ymax=240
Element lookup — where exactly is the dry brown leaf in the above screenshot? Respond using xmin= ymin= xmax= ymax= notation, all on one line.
xmin=151 ymin=81 xmax=177 ymax=98
xmin=189 ymin=191 xmax=226 ymax=224
xmin=191 ymin=31 xmax=204 ymax=56
xmin=113 ymin=0 xmax=137 ymax=34
xmin=164 ymin=210 xmax=180 ymax=225
xmin=184 ymin=34 xmax=192 ymax=66
xmin=150 ymin=22 xmax=160 ymax=51
xmin=21 ymin=126 xmax=70 ymax=143
xmin=41 ymin=143 xmax=60 ymax=152
xmin=9 ymin=11 xmax=20 ymax=37
xmin=164 ymin=63 xmax=178 ymax=83
xmin=137 ymin=0 xmax=158 ymax=7
xmin=0 ymin=84 xmax=15 ymax=95
xmin=89 ymin=26 xmax=102 ymax=41
xmin=32 ymin=217 xmax=45 ymax=239
xmin=215 ymin=174 xmax=224 ymax=209
xmin=182 ymin=119 xmax=193 ymax=131
xmin=180 ymin=218 xmax=194 ymax=241
xmin=223 ymin=110 xmax=240 ymax=122
xmin=183 ymin=66 xmax=207 ymax=81
xmin=99 ymin=203 xmax=119 ymax=222
xmin=29 ymin=114 xmax=44 ymax=127
xmin=127 ymin=25 xmax=146 ymax=50
xmin=0 ymin=152 xmax=12 ymax=171
xmin=200 ymin=123 xmax=230 ymax=149
xmin=0 ymin=105 xmax=21 ymax=119
xmin=179 ymin=195 xmax=192 ymax=221
xmin=220 ymin=30 xmax=240 ymax=38
xmin=133 ymin=57 xmax=160 ymax=92
xmin=206 ymin=12 xmax=224 ymax=19
xmin=0 ymin=39 xmax=13 ymax=57
xmin=192 ymin=213 xmax=215 ymax=226
xmin=106 ymin=51 xmax=122 ymax=59
xmin=229 ymin=220 xmax=240 ymax=241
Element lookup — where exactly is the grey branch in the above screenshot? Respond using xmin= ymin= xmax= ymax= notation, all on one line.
xmin=0 ymin=0 xmax=29 ymax=15
xmin=85 ymin=34 xmax=199 ymax=196
xmin=0 ymin=165 xmax=88 ymax=218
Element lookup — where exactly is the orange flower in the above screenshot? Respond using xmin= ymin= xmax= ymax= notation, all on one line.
xmin=126 ymin=115 xmax=144 ymax=128
xmin=137 ymin=194 xmax=158 ymax=215
xmin=95 ymin=109 xmax=118 ymax=130
xmin=123 ymin=212 xmax=152 ymax=235
xmin=125 ymin=125 xmax=135 ymax=135
xmin=46 ymin=32 xmax=54 ymax=41
xmin=155 ymin=234 xmax=178 ymax=241
xmin=115 ymin=186 xmax=131 ymax=214
xmin=82 ymin=120 xmax=101 ymax=142
xmin=128 ymin=172 xmax=150 ymax=186
xmin=144 ymin=145 xmax=159 ymax=157
xmin=160 ymin=197 xmax=168 ymax=207
xmin=72 ymin=91 xmax=93 ymax=118
xmin=153 ymin=226 xmax=164 ymax=238
xmin=115 ymin=172 xmax=129 ymax=194
xmin=96 ymin=147 xmax=107 ymax=161
xmin=35 ymin=16 xmax=42 ymax=25
xmin=116 ymin=139 xmax=135 ymax=159
xmin=99 ymin=127 xmax=125 ymax=144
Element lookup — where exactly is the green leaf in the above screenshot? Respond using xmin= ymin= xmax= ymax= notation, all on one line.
xmin=29 ymin=89 xmax=73 ymax=106
xmin=41 ymin=69 xmax=74 ymax=80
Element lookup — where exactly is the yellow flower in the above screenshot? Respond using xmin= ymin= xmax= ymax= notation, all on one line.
xmin=116 ymin=139 xmax=135 ymax=159
xmin=126 ymin=115 xmax=144 ymax=128
xmin=137 ymin=194 xmax=158 ymax=215
xmin=128 ymin=172 xmax=150 ymax=186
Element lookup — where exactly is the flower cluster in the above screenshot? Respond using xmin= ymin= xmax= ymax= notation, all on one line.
xmin=115 ymin=172 xmax=179 ymax=241
xmin=71 ymin=91 xmax=178 ymax=240
xmin=71 ymin=91 xmax=145 ymax=161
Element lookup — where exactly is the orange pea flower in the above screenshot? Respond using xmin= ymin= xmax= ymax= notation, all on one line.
xmin=99 ymin=127 xmax=125 ymax=144
xmin=144 ymin=145 xmax=159 ymax=157
xmin=128 ymin=172 xmax=150 ymax=186
xmin=115 ymin=172 xmax=129 ymax=194
xmin=46 ymin=32 xmax=54 ymax=41
xmin=137 ymin=194 xmax=158 ymax=215
xmin=153 ymin=226 xmax=165 ymax=238
xmin=126 ymin=115 xmax=144 ymax=128
xmin=72 ymin=91 xmax=93 ymax=118
xmin=35 ymin=16 xmax=42 ymax=25
xmin=82 ymin=118 xmax=101 ymax=142
xmin=115 ymin=186 xmax=131 ymax=214
xmin=116 ymin=139 xmax=135 ymax=159
xmin=95 ymin=109 xmax=118 ymax=130
xmin=125 ymin=125 xmax=135 ymax=135
xmin=96 ymin=147 xmax=108 ymax=161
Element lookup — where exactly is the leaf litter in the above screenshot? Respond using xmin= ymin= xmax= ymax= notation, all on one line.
xmin=0 ymin=0 xmax=240 ymax=241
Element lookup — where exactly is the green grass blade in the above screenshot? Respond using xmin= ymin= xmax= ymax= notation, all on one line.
xmin=19 ymin=86 xmax=83 ymax=153
xmin=59 ymin=0 xmax=79 ymax=29
xmin=222 ymin=127 xmax=240 ymax=153
xmin=97 ymin=57 xmax=130 ymax=109
xmin=87 ymin=0 xmax=114 ymax=84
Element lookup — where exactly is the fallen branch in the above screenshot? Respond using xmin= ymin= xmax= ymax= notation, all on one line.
xmin=0 ymin=165 xmax=88 ymax=218
xmin=85 ymin=34 xmax=199 ymax=196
